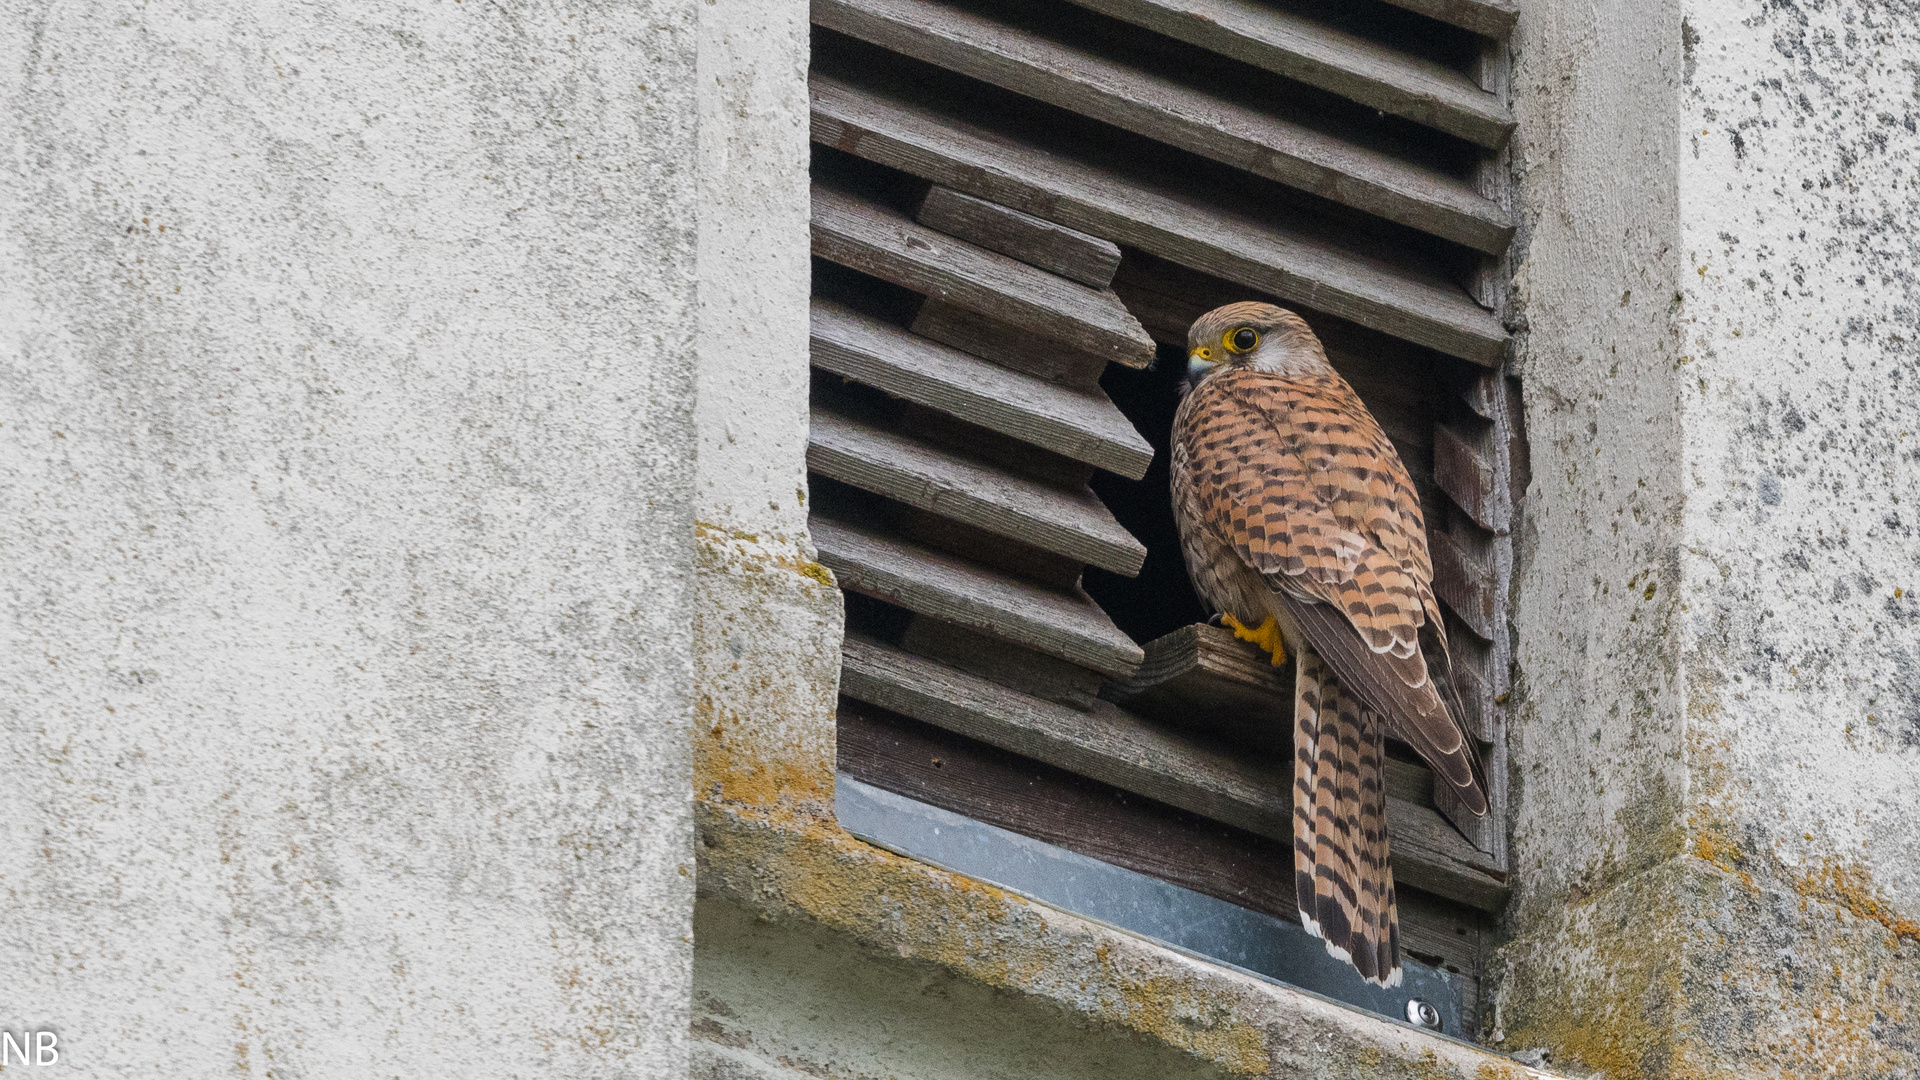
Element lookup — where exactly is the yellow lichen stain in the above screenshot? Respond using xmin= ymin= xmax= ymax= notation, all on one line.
xmin=1474 ymin=1064 xmax=1525 ymax=1080
xmin=1798 ymin=858 xmax=1920 ymax=945
xmin=1100 ymin=970 xmax=1267 ymax=1076
xmin=796 ymin=560 xmax=835 ymax=588
xmin=1689 ymin=829 xmax=1754 ymax=890
xmin=1358 ymin=1046 xmax=1384 ymax=1068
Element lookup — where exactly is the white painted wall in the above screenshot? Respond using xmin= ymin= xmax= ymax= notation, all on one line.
xmin=0 ymin=2 xmax=699 ymax=1075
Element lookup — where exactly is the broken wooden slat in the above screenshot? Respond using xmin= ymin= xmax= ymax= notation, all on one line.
xmin=811 ymin=182 xmax=1155 ymax=369
xmin=910 ymin=300 xmax=1114 ymax=390
xmin=1375 ymin=0 xmax=1517 ymax=39
xmin=1104 ymin=621 xmax=1291 ymax=751
xmin=811 ymin=74 xmax=1508 ymax=366
xmin=1429 ymin=527 xmax=1496 ymax=641
xmin=917 ymin=186 xmax=1122 ymax=288
xmin=1433 ymin=417 xmax=1505 ymax=533
xmin=813 ymin=515 xmax=1145 ymax=676
xmin=841 ymin=634 xmax=1510 ymax=911
xmin=809 ymin=403 xmax=1147 ymax=576
xmin=815 ymin=0 xmax=1514 ymax=254
xmin=1108 ymin=622 xmax=1435 ymax=806
xmin=811 ymin=298 xmax=1153 ymax=479
xmin=1059 ymin=0 xmax=1512 ymax=148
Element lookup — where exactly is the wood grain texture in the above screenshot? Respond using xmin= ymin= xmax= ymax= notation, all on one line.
xmin=840 ymin=698 xmax=1488 ymax=982
xmin=1374 ymin=0 xmax=1516 ymax=39
xmin=841 ymin=634 xmax=1511 ymax=911
xmin=1108 ymin=623 xmax=1435 ymax=806
xmin=811 ymin=74 xmax=1509 ymax=366
xmin=838 ymin=695 xmax=1301 ymax=923
xmin=811 ymin=298 xmax=1153 ymax=479
xmin=1058 ymin=0 xmax=1512 ymax=148
xmin=813 ymin=515 xmax=1145 ymax=676
xmin=1428 ymin=527 xmax=1496 ymax=641
xmin=809 ymin=403 xmax=1147 ymax=575
xmin=901 ymin=615 xmax=1106 ymax=711
xmin=811 ymin=181 xmax=1155 ymax=368
xmin=918 ymin=186 xmax=1122 ymax=288
xmin=910 ymin=300 xmax=1113 ymax=390
xmin=1432 ymin=417 xmax=1504 ymax=533
xmin=814 ymin=0 xmax=1514 ymax=253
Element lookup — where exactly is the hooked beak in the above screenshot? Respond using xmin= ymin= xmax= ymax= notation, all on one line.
xmin=1186 ymin=347 xmax=1217 ymax=390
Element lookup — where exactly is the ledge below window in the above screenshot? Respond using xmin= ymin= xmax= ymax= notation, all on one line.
xmin=694 ymin=796 xmax=1567 ymax=1080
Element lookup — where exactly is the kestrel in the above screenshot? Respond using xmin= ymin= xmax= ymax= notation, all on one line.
xmin=1169 ymin=302 xmax=1487 ymax=988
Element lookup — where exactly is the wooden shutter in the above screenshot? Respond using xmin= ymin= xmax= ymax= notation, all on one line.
xmin=809 ymin=0 xmax=1522 ymax=1037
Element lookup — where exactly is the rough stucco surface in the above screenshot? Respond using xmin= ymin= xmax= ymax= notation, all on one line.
xmin=1497 ymin=0 xmax=1920 ymax=1076
xmin=0 ymin=2 xmax=699 ymax=1075
xmin=690 ymin=0 xmax=842 ymax=830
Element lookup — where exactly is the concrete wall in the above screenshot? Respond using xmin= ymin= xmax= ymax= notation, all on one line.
xmin=0 ymin=2 xmax=699 ymax=1075
xmin=1497 ymin=0 xmax=1920 ymax=1075
xmin=690 ymin=0 xmax=843 ymax=828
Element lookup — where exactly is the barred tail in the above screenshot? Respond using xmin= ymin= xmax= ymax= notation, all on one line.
xmin=1294 ymin=647 xmax=1401 ymax=988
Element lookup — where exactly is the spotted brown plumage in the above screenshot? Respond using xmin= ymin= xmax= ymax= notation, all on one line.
xmin=1169 ymin=301 xmax=1486 ymax=988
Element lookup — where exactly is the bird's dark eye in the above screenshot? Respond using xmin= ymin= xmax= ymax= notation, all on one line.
xmin=1225 ymin=327 xmax=1259 ymax=353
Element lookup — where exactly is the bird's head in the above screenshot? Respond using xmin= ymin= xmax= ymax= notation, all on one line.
xmin=1185 ymin=302 xmax=1330 ymax=387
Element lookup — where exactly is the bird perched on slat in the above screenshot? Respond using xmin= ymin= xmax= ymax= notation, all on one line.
xmin=1169 ymin=301 xmax=1487 ymax=988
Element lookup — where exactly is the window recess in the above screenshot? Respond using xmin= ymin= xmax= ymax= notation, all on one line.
xmin=809 ymin=0 xmax=1524 ymax=1040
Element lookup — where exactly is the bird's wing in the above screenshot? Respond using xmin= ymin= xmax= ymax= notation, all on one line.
xmin=1182 ymin=367 xmax=1485 ymax=812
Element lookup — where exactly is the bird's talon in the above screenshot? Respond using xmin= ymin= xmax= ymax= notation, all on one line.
xmin=1221 ymin=613 xmax=1288 ymax=666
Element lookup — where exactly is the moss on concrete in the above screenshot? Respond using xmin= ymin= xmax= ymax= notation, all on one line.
xmin=697 ymin=798 xmax=1572 ymax=1080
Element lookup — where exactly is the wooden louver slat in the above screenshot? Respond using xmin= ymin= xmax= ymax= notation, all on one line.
xmin=917 ymin=186 xmax=1123 ymax=289
xmin=811 ymin=75 xmax=1509 ymax=366
xmin=811 ymin=182 xmax=1156 ymax=369
xmin=1376 ymin=0 xmax=1517 ymax=39
xmin=815 ymin=0 xmax=1514 ymax=254
xmin=811 ymin=299 xmax=1154 ymax=479
xmin=1057 ymin=0 xmax=1514 ymax=148
xmin=842 ymin=634 xmax=1511 ymax=912
xmin=813 ymin=516 xmax=1147 ymax=677
xmin=808 ymin=404 xmax=1148 ymax=576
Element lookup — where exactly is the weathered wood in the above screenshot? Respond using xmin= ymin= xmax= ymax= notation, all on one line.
xmin=1433 ymin=417 xmax=1504 ymax=533
xmin=1105 ymin=621 xmax=1292 ymax=751
xmin=841 ymin=634 xmax=1511 ymax=911
xmin=1059 ymin=0 xmax=1513 ymax=148
xmin=1109 ymin=623 xmax=1436 ymax=807
xmin=811 ymin=298 xmax=1153 ymax=479
xmin=812 ymin=74 xmax=1509 ymax=366
xmin=894 ymin=507 xmax=1087 ymax=590
xmin=902 ymin=615 xmax=1105 ymax=711
xmin=910 ymin=300 xmax=1113 ymax=390
xmin=838 ymin=696 xmax=1491 ymax=979
xmin=1444 ymin=613 xmax=1495 ymax=743
xmin=809 ymin=403 xmax=1147 ymax=576
xmin=813 ymin=515 xmax=1145 ymax=676
xmin=811 ymin=182 xmax=1155 ymax=369
xmin=1375 ymin=0 xmax=1517 ymax=39
xmin=838 ymin=697 xmax=1301 ymax=926
xmin=815 ymin=0 xmax=1514 ymax=254
xmin=1429 ymin=526 xmax=1496 ymax=641
xmin=917 ymin=186 xmax=1122 ymax=288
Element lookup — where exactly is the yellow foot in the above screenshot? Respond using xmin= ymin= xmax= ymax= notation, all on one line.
xmin=1221 ymin=613 xmax=1288 ymax=666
